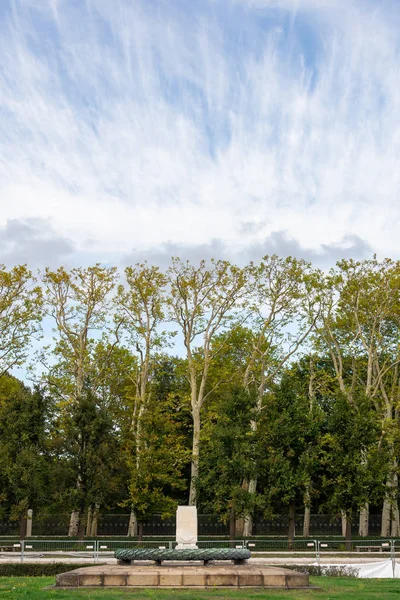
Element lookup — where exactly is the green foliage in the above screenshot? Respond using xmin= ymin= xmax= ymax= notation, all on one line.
xmin=319 ymin=392 xmax=388 ymax=522
xmin=0 ymin=377 xmax=51 ymax=520
xmin=126 ymin=383 xmax=191 ymax=520
xmin=200 ymin=387 xmax=260 ymax=522
xmin=0 ymin=258 xmax=399 ymax=536
xmin=258 ymin=366 xmax=323 ymax=511
xmin=0 ymin=264 xmax=43 ymax=375
xmin=59 ymin=388 xmax=121 ymax=513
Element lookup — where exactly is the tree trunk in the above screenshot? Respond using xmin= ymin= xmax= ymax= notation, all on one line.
xmin=341 ymin=511 xmax=347 ymax=537
xmin=229 ymin=507 xmax=236 ymax=545
xmin=392 ymin=500 xmax=400 ymax=537
xmin=359 ymin=504 xmax=369 ymax=537
xmin=138 ymin=521 xmax=143 ymax=542
xmin=391 ymin=468 xmax=400 ymax=536
xmin=243 ymin=515 xmax=253 ymax=537
xmin=85 ymin=505 xmax=93 ymax=538
xmin=345 ymin=518 xmax=352 ymax=551
xmin=90 ymin=503 xmax=100 ymax=537
xmin=77 ymin=518 xmax=85 ymax=540
xmin=26 ymin=509 xmax=33 ymax=537
xmin=127 ymin=508 xmax=138 ymax=537
xmin=189 ymin=406 xmax=200 ymax=506
xmin=381 ymin=459 xmax=399 ymax=537
xmin=288 ymin=500 xmax=296 ymax=549
xmin=68 ymin=511 xmax=80 ymax=537
xmin=303 ymin=486 xmax=311 ymax=537
xmin=303 ymin=506 xmax=311 ymax=538
xmin=243 ymin=478 xmax=257 ymax=537
xmin=381 ymin=499 xmax=391 ymax=537
xmin=235 ymin=517 xmax=244 ymax=537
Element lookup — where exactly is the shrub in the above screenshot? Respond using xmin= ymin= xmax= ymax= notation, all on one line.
xmin=280 ymin=564 xmax=358 ymax=577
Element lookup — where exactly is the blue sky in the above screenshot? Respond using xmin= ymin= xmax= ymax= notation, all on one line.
xmin=1 ymin=0 xmax=399 ymax=269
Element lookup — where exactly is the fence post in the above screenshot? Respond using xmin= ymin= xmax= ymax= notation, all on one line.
xmin=20 ymin=540 xmax=24 ymax=563
xmin=169 ymin=541 xmax=172 ymax=550
xmin=316 ymin=540 xmax=320 ymax=565
xmin=391 ymin=539 xmax=395 ymax=578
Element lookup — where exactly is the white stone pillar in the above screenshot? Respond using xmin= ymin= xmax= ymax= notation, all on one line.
xmin=175 ymin=506 xmax=198 ymax=549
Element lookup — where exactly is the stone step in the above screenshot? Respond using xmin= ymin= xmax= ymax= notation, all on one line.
xmin=56 ymin=564 xmax=309 ymax=588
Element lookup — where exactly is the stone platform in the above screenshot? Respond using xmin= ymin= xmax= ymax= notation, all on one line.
xmin=55 ymin=564 xmax=310 ymax=588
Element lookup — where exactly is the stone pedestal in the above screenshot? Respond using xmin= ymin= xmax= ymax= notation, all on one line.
xmin=55 ymin=564 xmax=311 ymax=589
xmin=176 ymin=506 xmax=198 ymax=549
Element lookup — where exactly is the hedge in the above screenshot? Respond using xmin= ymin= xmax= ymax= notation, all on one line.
xmin=0 ymin=563 xmax=102 ymax=577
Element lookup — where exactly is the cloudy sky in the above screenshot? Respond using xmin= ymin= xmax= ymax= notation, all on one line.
xmin=1 ymin=0 xmax=399 ymax=269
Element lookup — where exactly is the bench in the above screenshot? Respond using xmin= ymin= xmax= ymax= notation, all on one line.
xmin=115 ymin=547 xmax=251 ymax=565
xmin=355 ymin=546 xmax=390 ymax=552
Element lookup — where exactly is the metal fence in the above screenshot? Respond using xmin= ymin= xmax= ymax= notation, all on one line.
xmin=5 ymin=513 xmax=383 ymax=537
xmin=1 ymin=537 xmax=400 ymax=563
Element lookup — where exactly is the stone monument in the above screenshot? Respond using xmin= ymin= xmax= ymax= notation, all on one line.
xmin=175 ymin=505 xmax=198 ymax=549
xmin=55 ymin=505 xmax=312 ymax=589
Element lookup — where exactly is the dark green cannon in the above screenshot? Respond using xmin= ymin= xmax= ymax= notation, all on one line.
xmin=115 ymin=547 xmax=251 ymax=565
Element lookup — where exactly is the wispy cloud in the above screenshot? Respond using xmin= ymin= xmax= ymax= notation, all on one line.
xmin=0 ymin=0 xmax=399 ymax=268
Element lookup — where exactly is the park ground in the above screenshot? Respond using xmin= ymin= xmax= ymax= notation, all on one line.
xmin=1 ymin=577 xmax=400 ymax=600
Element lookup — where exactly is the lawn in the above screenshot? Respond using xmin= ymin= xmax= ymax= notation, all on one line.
xmin=1 ymin=577 xmax=400 ymax=599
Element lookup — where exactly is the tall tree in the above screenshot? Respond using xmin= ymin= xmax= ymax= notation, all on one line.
xmin=126 ymin=388 xmax=190 ymax=540
xmin=167 ymin=258 xmax=247 ymax=505
xmin=319 ymin=392 xmax=387 ymax=546
xmin=242 ymin=255 xmax=319 ymax=535
xmin=0 ymin=378 xmax=50 ymax=537
xmin=200 ymin=386 xmax=259 ymax=541
xmin=40 ymin=265 xmax=120 ymax=535
xmin=314 ymin=258 xmax=400 ymax=535
xmin=258 ymin=365 xmax=323 ymax=546
xmin=59 ymin=387 xmax=119 ymax=538
xmin=116 ymin=263 xmax=170 ymax=534
xmin=0 ymin=264 xmax=42 ymax=375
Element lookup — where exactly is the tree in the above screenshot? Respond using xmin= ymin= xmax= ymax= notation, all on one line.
xmin=319 ymin=392 xmax=387 ymax=546
xmin=40 ymin=265 xmax=120 ymax=535
xmin=242 ymin=255 xmax=319 ymax=535
xmin=57 ymin=387 xmax=119 ymax=538
xmin=200 ymin=387 xmax=259 ymax=541
xmin=115 ymin=264 xmax=170 ymax=534
xmin=0 ymin=377 xmax=50 ymax=537
xmin=258 ymin=366 xmax=323 ymax=546
xmin=167 ymin=258 xmax=247 ymax=505
xmin=314 ymin=258 xmax=400 ymax=535
xmin=126 ymin=389 xmax=190 ymax=539
xmin=0 ymin=264 xmax=42 ymax=375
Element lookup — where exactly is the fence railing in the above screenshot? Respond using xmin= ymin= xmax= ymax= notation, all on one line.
xmin=2 ymin=538 xmax=400 ymax=564
xmin=1 ymin=513 xmax=385 ymax=537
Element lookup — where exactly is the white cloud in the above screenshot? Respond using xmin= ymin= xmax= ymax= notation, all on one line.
xmin=0 ymin=0 xmax=399 ymax=267
xmin=0 ymin=218 xmax=75 ymax=266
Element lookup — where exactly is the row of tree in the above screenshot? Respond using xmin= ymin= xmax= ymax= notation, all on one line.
xmin=0 ymin=256 xmax=399 ymax=541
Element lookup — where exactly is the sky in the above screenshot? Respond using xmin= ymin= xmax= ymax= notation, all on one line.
xmin=1 ymin=0 xmax=399 ymax=270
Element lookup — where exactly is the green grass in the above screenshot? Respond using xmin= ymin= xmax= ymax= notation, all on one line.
xmin=1 ymin=577 xmax=400 ymax=599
